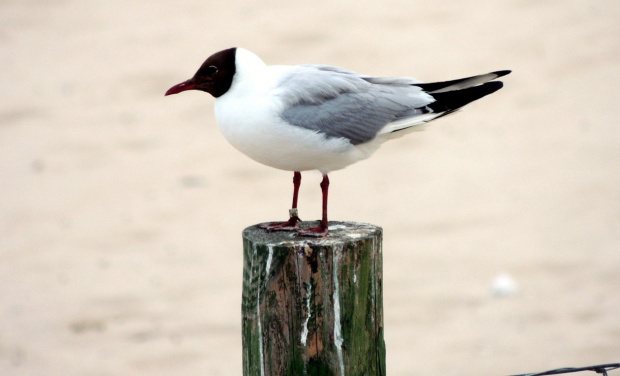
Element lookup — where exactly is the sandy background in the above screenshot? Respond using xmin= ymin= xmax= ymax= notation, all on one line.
xmin=1 ymin=0 xmax=619 ymax=375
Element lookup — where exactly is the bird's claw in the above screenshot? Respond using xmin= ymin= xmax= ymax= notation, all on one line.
xmin=295 ymin=223 xmax=328 ymax=237
xmin=259 ymin=216 xmax=301 ymax=232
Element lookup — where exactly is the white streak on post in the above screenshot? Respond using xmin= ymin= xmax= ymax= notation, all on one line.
xmin=254 ymin=244 xmax=268 ymax=376
xmin=301 ymin=282 xmax=312 ymax=345
xmin=265 ymin=246 xmax=274 ymax=275
xmin=332 ymin=246 xmax=345 ymax=376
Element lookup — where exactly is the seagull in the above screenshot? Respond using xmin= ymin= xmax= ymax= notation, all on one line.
xmin=165 ymin=47 xmax=510 ymax=236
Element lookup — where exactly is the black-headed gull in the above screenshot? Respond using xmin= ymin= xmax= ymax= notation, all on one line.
xmin=166 ymin=47 xmax=510 ymax=236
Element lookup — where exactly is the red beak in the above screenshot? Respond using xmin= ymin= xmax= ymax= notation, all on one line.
xmin=165 ymin=79 xmax=196 ymax=96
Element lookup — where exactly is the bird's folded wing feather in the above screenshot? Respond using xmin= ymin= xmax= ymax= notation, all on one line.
xmin=275 ymin=65 xmax=436 ymax=145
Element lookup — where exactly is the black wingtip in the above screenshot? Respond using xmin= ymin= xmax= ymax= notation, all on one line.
xmin=493 ymin=70 xmax=512 ymax=78
xmin=427 ymin=81 xmax=504 ymax=116
xmin=484 ymin=80 xmax=504 ymax=94
xmin=413 ymin=70 xmax=511 ymax=94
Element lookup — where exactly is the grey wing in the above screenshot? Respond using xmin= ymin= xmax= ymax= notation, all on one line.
xmin=277 ymin=66 xmax=434 ymax=145
xmin=305 ymin=65 xmax=422 ymax=85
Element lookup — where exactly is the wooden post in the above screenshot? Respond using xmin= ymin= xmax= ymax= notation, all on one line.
xmin=242 ymin=221 xmax=385 ymax=376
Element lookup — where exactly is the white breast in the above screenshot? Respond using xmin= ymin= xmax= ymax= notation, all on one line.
xmin=215 ymin=93 xmax=371 ymax=173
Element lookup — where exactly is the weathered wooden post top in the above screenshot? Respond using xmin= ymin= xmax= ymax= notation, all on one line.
xmin=242 ymin=220 xmax=385 ymax=376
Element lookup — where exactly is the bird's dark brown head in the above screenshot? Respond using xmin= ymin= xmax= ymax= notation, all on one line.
xmin=165 ymin=47 xmax=237 ymax=98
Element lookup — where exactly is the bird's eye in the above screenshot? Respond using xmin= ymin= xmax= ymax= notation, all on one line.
xmin=206 ymin=65 xmax=218 ymax=75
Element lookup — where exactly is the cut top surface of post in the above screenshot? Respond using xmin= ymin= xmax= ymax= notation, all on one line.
xmin=243 ymin=221 xmax=382 ymax=246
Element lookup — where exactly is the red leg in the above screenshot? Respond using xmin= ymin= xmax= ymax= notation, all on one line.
xmin=259 ymin=171 xmax=302 ymax=231
xmin=296 ymin=174 xmax=329 ymax=237
xmin=291 ymin=171 xmax=301 ymax=210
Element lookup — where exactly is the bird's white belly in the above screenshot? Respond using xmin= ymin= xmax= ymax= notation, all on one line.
xmin=214 ymin=97 xmax=378 ymax=173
